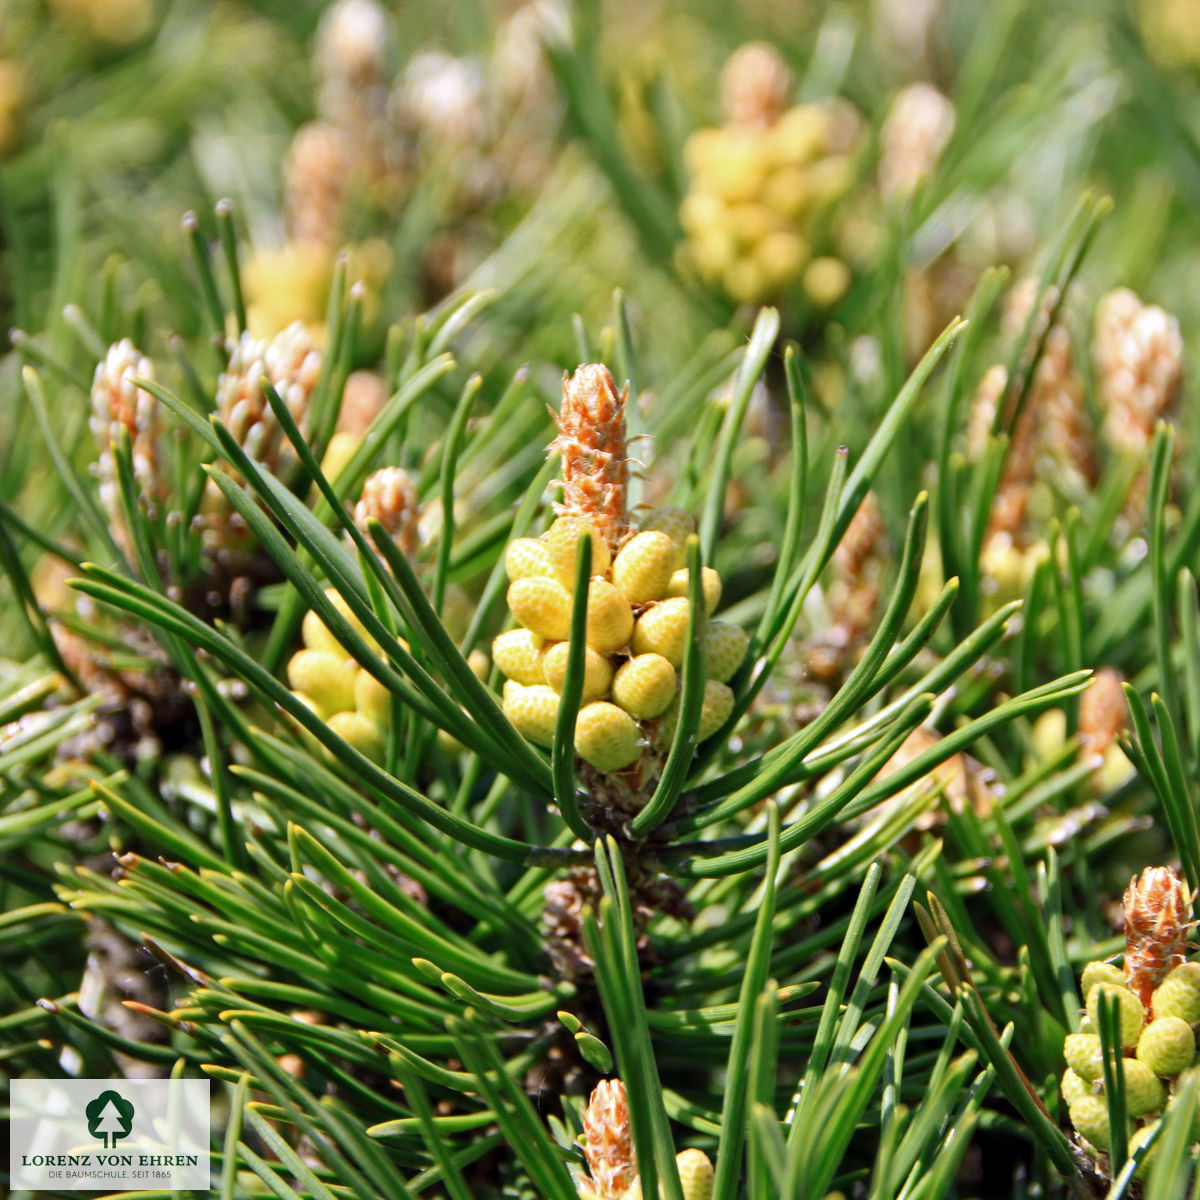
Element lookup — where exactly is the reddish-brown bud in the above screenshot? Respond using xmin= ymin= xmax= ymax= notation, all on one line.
xmin=354 ymin=467 xmax=421 ymax=558
xmin=580 ymin=1078 xmax=635 ymax=1200
xmin=720 ymin=42 xmax=793 ymax=129
xmin=1079 ymin=667 xmax=1127 ymax=758
xmin=552 ymin=365 xmax=630 ymax=552
xmin=1124 ymin=867 xmax=1193 ymax=1012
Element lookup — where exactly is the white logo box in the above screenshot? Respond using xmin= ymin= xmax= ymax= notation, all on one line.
xmin=10 ymin=1079 xmax=210 ymax=1191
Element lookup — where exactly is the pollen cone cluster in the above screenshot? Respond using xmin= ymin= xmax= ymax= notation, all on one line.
xmin=499 ymin=366 xmax=746 ymax=786
xmin=575 ymin=1078 xmax=714 ymax=1200
xmin=287 ymin=588 xmax=395 ymax=766
xmin=286 ymin=462 xmax=483 ymax=763
xmin=679 ymin=42 xmax=860 ymax=306
xmin=1138 ymin=0 xmax=1200 ymax=69
xmin=1062 ymin=868 xmax=1199 ymax=1168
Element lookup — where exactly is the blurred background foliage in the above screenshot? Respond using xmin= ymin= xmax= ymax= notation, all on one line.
xmin=5 ymin=0 xmax=1200 ymax=1196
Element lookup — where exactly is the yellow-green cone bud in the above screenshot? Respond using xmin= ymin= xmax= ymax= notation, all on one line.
xmin=1061 ymin=1068 xmax=1089 ymax=1106
xmin=1081 ymin=961 xmax=1126 ymax=995
xmin=622 ymin=1149 xmax=713 ymax=1200
xmin=698 ymin=680 xmax=734 ymax=740
xmin=442 ymin=584 xmax=473 ymax=644
xmin=1137 ymin=1016 xmax=1196 ymax=1077
xmin=320 ymin=431 xmax=360 ymax=483
xmin=666 ymin=566 xmax=722 ymax=615
xmin=1123 ymin=1057 xmax=1167 ymax=1116
xmin=612 ymin=531 xmax=677 ymax=603
xmin=575 ymin=702 xmax=642 ymax=773
xmin=706 ymin=621 xmax=749 ymax=683
xmin=502 ymin=684 xmax=560 ymax=748
xmin=544 ymin=515 xmax=611 ymax=587
xmin=632 ymin=597 xmax=695 ymax=666
xmin=287 ymin=692 xmax=322 ymax=753
xmin=327 ymin=710 xmax=385 ymax=764
xmin=508 ymin=577 xmax=573 ymax=641
xmin=612 ymin=653 xmax=677 ymax=719
xmin=804 ymin=257 xmax=851 ymax=308
xmin=467 ymin=648 xmax=490 ymax=682
xmin=506 ymin=537 xmax=553 ymax=581
xmin=585 ymin=580 xmax=635 ymax=654
xmin=1130 ymin=1120 xmax=1159 ymax=1178
xmin=287 ymin=649 xmax=359 ymax=718
xmin=323 ymin=588 xmax=380 ymax=655
xmin=1086 ymin=981 xmax=1144 ymax=1048
xmin=354 ymin=670 xmax=391 ymax=727
xmin=436 ymin=728 xmax=465 ymax=757
xmin=1068 ymin=1094 xmax=1111 ymax=1150
xmin=676 ymin=1149 xmax=714 ymax=1200
xmin=541 ymin=641 xmax=614 ymax=703
xmin=1152 ymin=962 xmax=1200 ymax=1024
xmin=493 ymin=629 xmax=546 ymax=686
xmin=658 ymin=679 xmax=734 ymax=746
xmin=302 ymin=608 xmax=344 ymax=656
xmin=1064 ymin=1033 xmax=1105 ymax=1083
xmin=637 ymin=506 xmax=695 ymax=569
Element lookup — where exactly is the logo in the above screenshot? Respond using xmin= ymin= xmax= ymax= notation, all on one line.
xmin=10 ymin=1078 xmax=210 ymax=1190
xmin=85 ymin=1090 xmax=135 ymax=1149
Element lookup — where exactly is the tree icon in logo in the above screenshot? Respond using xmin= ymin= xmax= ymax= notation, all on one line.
xmin=85 ymin=1090 xmax=134 ymax=1149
